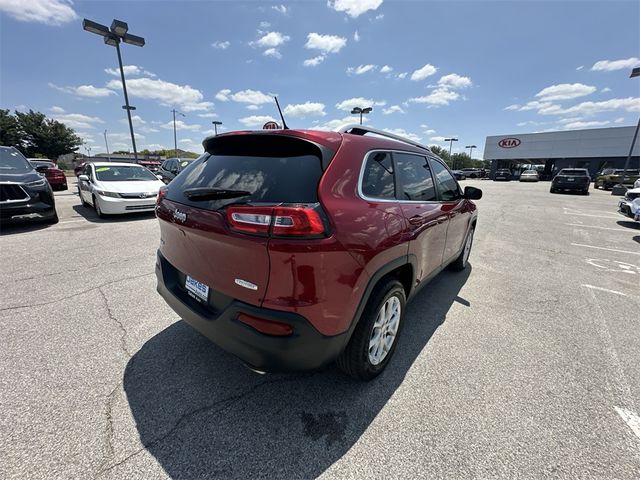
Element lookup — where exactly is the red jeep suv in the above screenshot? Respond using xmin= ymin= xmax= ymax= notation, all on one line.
xmin=155 ymin=125 xmax=481 ymax=379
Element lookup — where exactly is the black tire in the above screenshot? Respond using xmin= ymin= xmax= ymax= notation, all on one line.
xmin=93 ymin=195 xmax=107 ymax=218
xmin=550 ymin=188 xmax=556 ymax=193
xmin=604 ymin=182 xmax=612 ymax=190
xmin=449 ymin=226 xmax=475 ymax=272
xmin=336 ymin=279 xmax=406 ymax=381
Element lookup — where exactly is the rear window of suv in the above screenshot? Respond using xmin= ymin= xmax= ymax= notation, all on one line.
xmin=559 ymin=169 xmax=588 ymax=175
xmin=166 ymin=135 xmax=326 ymax=210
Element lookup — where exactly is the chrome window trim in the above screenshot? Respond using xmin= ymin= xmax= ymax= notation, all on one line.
xmin=356 ymin=149 xmax=440 ymax=204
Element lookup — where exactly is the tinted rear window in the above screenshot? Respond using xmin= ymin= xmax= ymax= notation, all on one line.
xmin=166 ymin=135 xmax=325 ymax=210
xmin=559 ymin=169 xmax=588 ymax=176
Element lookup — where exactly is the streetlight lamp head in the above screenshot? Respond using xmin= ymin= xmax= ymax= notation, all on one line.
xmin=362 ymin=107 xmax=373 ymax=114
xmin=631 ymin=67 xmax=640 ymax=78
xmin=104 ymin=35 xmax=118 ymax=47
xmin=122 ymin=33 xmax=145 ymax=47
xmin=212 ymin=121 xmax=222 ymax=125
xmin=110 ymin=19 xmax=129 ymax=37
xmin=83 ymin=19 xmax=110 ymax=37
xmin=351 ymin=107 xmax=362 ymax=114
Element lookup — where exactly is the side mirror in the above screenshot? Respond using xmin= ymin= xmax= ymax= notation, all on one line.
xmin=464 ymin=186 xmax=482 ymax=200
xmin=78 ymin=174 xmax=89 ymax=182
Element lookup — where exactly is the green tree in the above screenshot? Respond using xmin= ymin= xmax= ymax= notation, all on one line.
xmin=13 ymin=110 xmax=82 ymax=159
xmin=0 ymin=109 xmax=24 ymax=148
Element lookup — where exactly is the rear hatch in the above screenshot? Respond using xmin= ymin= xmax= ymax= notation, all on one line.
xmin=554 ymin=169 xmax=590 ymax=185
xmin=156 ymin=132 xmax=336 ymax=307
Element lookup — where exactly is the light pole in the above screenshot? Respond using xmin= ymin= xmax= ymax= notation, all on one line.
xmin=85 ymin=146 xmax=92 ymax=158
xmin=466 ymin=144 xmax=477 ymax=160
xmin=171 ymin=109 xmax=185 ymax=158
xmin=83 ymin=19 xmax=145 ymax=161
xmin=350 ymin=106 xmax=372 ymax=125
xmin=104 ymin=129 xmax=110 ymax=161
xmin=612 ymin=66 xmax=640 ymax=196
xmin=212 ymin=120 xmax=223 ymax=136
xmin=445 ymin=137 xmax=458 ymax=168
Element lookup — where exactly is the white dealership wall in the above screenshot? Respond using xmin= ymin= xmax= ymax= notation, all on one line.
xmin=483 ymin=126 xmax=640 ymax=160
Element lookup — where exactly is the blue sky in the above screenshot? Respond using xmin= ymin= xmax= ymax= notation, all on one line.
xmin=1 ymin=0 xmax=639 ymax=157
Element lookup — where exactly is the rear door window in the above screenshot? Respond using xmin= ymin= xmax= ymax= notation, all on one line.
xmin=394 ymin=153 xmax=437 ymax=201
xmin=166 ymin=135 xmax=325 ymax=210
xmin=361 ymin=151 xmax=395 ymax=200
xmin=430 ymin=159 xmax=462 ymax=201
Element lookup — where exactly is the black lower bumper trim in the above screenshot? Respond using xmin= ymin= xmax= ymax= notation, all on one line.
xmin=155 ymin=252 xmax=349 ymax=372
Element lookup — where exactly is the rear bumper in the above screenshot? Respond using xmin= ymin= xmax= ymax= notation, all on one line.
xmin=48 ymin=177 xmax=68 ymax=189
xmin=552 ymin=182 xmax=588 ymax=191
xmin=155 ymin=251 xmax=349 ymax=372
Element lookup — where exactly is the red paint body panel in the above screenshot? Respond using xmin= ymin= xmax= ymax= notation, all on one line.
xmin=157 ymin=199 xmax=270 ymax=306
xmin=44 ymin=168 xmax=67 ymax=187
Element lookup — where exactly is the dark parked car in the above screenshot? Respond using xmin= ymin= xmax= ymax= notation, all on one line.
xmin=0 ymin=146 xmax=58 ymax=225
xmin=452 ymin=170 xmax=466 ymax=180
xmin=28 ymin=160 xmax=68 ymax=191
xmin=550 ymin=168 xmax=590 ymax=194
xmin=460 ymin=168 xmax=482 ymax=178
xmin=74 ymin=161 xmax=88 ymax=177
xmin=494 ymin=169 xmax=511 ymax=181
xmin=157 ymin=158 xmax=195 ymax=183
xmin=155 ymin=125 xmax=482 ymax=380
xmin=138 ymin=159 xmax=162 ymax=173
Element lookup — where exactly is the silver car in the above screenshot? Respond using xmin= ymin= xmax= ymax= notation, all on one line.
xmin=519 ymin=170 xmax=539 ymax=182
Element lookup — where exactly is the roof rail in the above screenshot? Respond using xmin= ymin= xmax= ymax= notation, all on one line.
xmin=335 ymin=124 xmax=431 ymax=152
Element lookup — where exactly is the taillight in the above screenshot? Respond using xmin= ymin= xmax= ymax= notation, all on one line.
xmin=226 ymin=204 xmax=327 ymax=238
xmin=156 ymin=186 xmax=168 ymax=205
xmin=227 ymin=206 xmax=273 ymax=235
xmin=237 ymin=313 xmax=293 ymax=336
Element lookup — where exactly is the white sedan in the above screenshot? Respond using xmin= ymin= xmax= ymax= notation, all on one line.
xmin=77 ymin=162 xmax=165 ymax=217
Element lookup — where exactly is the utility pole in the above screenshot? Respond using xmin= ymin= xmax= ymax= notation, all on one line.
xmin=171 ymin=109 xmax=185 ymax=158
xmin=104 ymin=129 xmax=110 ymax=161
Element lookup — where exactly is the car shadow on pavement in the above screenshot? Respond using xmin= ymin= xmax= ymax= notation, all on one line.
xmin=123 ymin=266 xmax=471 ymax=479
xmin=0 ymin=221 xmax=53 ymax=236
xmin=616 ymin=220 xmax=640 ymax=230
xmin=71 ymin=205 xmax=156 ymax=223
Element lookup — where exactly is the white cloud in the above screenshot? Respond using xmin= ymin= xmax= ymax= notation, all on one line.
xmin=238 ymin=115 xmax=277 ymax=127
xmin=254 ymin=31 xmax=290 ymax=48
xmin=380 ymin=65 xmax=393 ymax=74
xmin=119 ymin=115 xmax=146 ymax=127
xmin=211 ymin=41 xmax=230 ymax=50
xmin=561 ymin=120 xmax=610 ymax=130
xmin=535 ymin=83 xmax=597 ymax=101
xmin=347 ymin=64 xmax=377 ymax=75
xmin=410 ymin=63 xmax=437 ymax=81
xmin=576 ymin=65 xmax=584 ymax=71
xmin=260 ymin=21 xmax=271 ymax=28
xmin=438 ymin=73 xmax=472 ymax=89
xmin=424 ymin=129 xmax=435 ymax=134
xmin=198 ymin=112 xmax=219 ymax=118
xmin=504 ymin=100 xmax=553 ymax=112
xmin=139 ymin=126 xmax=159 ymax=133
xmin=591 ymin=57 xmax=640 ymax=72
xmin=328 ymin=0 xmax=383 ymax=18
xmin=104 ymin=65 xmax=156 ymax=77
xmin=409 ymin=87 xmax=460 ymax=106
xmin=614 ymin=117 xmax=625 ymax=124
xmin=178 ymin=138 xmax=193 ymax=144
xmin=374 ymin=13 xmax=384 ymax=21
xmin=105 ymin=77 xmax=213 ymax=111
xmin=264 ymin=48 xmax=282 ymax=59
xmin=52 ymin=113 xmax=104 ymax=130
xmin=215 ymin=89 xmax=231 ymax=101
xmin=159 ymin=120 xmax=201 ymax=131
xmin=246 ymin=105 xmax=261 ymax=110
xmin=354 ymin=30 xmax=360 ymax=42
xmin=0 ymin=0 xmax=77 ymax=25
xmin=540 ymin=97 xmax=640 ymax=116
xmin=382 ymin=105 xmax=405 ymax=114
xmin=601 ymin=87 xmax=612 ymax=93
xmin=272 ymin=4 xmax=288 ymax=14
xmin=303 ymin=55 xmax=325 ymax=67
xmin=430 ymin=136 xmax=447 ymax=142
xmin=396 ymin=72 xmax=407 ymax=79
xmin=383 ymin=128 xmax=422 ymax=143
xmin=229 ymin=89 xmax=273 ymax=105
xmin=283 ymin=102 xmax=326 ymax=118
xmin=314 ymin=115 xmax=369 ymax=131
xmin=305 ymin=32 xmax=347 ymax=54
xmin=335 ymin=97 xmax=386 ymax=111
xmin=48 ymin=83 xmax=116 ymax=98
xmin=50 ymin=106 xmax=65 ymax=114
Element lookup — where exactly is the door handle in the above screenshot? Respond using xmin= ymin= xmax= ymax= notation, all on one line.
xmin=409 ymin=216 xmax=423 ymax=225
xmin=436 ymin=216 xmax=448 ymax=223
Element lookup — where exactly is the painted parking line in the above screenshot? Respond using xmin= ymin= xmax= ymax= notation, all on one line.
xmin=566 ymin=224 xmax=632 ymax=233
xmin=565 ymin=212 xmax=622 ymax=219
xmin=581 ymin=284 xmax=627 ymax=296
xmin=614 ymin=407 xmax=640 ymax=441
xmin=571 ymin=243 xmax=640 ymax=256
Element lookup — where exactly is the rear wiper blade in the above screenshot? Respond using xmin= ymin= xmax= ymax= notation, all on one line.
xmin=183 ymin=187 xmax=251 ymax=200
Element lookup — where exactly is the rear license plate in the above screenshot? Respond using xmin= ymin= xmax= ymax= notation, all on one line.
xmin=185 ymin=275 xmax=209 ymax=302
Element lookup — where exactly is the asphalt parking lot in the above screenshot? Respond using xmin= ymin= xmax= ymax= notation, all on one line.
xmin=1 ymin=179 xmax=639 ymax=479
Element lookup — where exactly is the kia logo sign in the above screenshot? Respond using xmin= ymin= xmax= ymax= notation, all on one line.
xmin=262 ymin=121 xmax=280 ymax=130
xmin=498 ymin=138 xmax=521 ymax=148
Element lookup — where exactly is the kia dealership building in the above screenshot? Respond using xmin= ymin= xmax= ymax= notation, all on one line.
xmin=483 ymin=125 xmax=640 ymax=179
